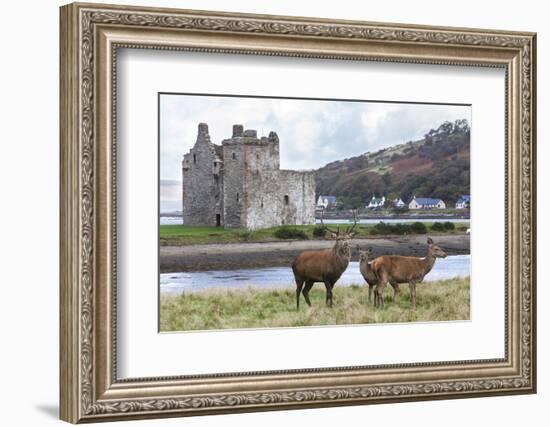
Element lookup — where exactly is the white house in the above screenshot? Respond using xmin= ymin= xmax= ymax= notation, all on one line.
xmin=367 ymin=195 xmax=385 ymax=209
xmin=455 ymin=195 xmax=471 ymax=209
xmin=316 ymin=195 xmax=337 ymax=209
xmin=409 ymin=196 xmax=446 ymax=210
xmin=392 ymin=198 xmax=405 ymax=208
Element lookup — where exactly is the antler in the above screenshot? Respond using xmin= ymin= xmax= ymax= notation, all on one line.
xmin=320 ymin=211 xmax=340 ymax=236
xmin=345 ymin=209 xmax=358 ymax=235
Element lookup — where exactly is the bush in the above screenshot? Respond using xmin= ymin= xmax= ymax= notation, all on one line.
xmin=238 ymin=231 xmax=252 ymax=242
xmin=443 ymin=221 xmax=455 ymax=230
xmin=392 ymin=223 xmax=409 ymax=235
xmin=370 ymin=221 xmax=427 ymax=235
xmin=431 ymin=221 xmax=455 ymax=232
xmin=431 ymin=222 xmax=445 ymax=231
xmin=370 ymin=222 xmax=390 ymax=235
xmin=312 ymin=225 xmax=327 ymax=238
xmin=410 ymin=222 xmax=428 ymax=234
xmin=273 ymin=226 xmax=308 ymax=240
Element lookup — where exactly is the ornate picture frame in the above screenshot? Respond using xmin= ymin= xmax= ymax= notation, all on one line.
xmin=60 ymin=2 xmax=536 ymax=423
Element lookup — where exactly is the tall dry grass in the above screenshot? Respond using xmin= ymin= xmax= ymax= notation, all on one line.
xmin=160 ymin=277 xmax=470 ymax=332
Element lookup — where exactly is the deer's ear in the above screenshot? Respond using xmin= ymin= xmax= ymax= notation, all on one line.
xmin=330 ymin=232 xmax=338 ymax=239
xmin=427 ymin=237 xmax=434 ymax=244
xmin=367 ymin=247 xmax=373 ymax=253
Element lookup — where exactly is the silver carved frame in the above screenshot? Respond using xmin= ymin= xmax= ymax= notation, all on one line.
xmin=59 ymin=2 xmax=537 ymax=423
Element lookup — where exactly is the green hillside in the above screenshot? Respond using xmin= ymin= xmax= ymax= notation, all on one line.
xmin=315 ymin=119 xmax=470 ymax=209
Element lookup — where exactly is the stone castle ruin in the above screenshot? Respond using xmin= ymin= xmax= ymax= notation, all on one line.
xmin=182 ymin=123 xmax=316 ymax=230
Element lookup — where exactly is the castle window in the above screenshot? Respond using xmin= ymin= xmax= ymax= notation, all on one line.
xmin=260 ymin=198 xmax=264 ymax=209
xmin=256 ymin=153 xmax=260 ymax=160
xmin=193 ymin=154 xmax=196 ymax=164
xmin=284 ymin=195 xmax=289 ymax=205
xmin=232 ymin=152 xmax=236 ymax=160
xmin=236 ymin=193 xmax=239 ymax=202
xmin=214 ymin=161 xmax=217 ymax=167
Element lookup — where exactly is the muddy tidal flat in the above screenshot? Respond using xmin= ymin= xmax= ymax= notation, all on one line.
xmin=160 ymin=234 xmax=470 ymax=273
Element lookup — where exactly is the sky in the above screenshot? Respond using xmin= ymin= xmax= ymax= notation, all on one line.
xmin=159 ymin=94 xmax=470 ymax=212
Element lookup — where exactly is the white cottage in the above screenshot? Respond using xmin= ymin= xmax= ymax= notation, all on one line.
xmin=367 ymin=195 xmax=386 ymax=209
xmin=316 ymin=195 xmax=337 ymax=209
xmin=455 ymin=195 xmax=471 ymax=209
xmin=392 ymin=198 xmax=405 ymax=208
xmin=409 ymin=196 xmax=446 ymax=210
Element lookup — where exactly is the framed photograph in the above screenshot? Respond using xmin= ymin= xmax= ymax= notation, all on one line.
xmin=60 ymin=2 xmax=537 ymax=423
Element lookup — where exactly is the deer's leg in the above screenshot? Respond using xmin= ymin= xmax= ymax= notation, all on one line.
xmin=368 ymin=284 xmax=373 ymax=304
xmin=374 ymin=269 xmax=388 ymax=308
xmin=329 ymin=282 xmax=336 ymax=307
xmin=374 ymin=283 xmax=382 ymax=308
xmin=302 ymin=281 xmax=314 ymax=307
xmin=296 ymin=279 xmax=304 ymax=309
xmin=376 ymin=284 xmax=386 ymax=308
xmin=409 ymin=281 xmax=417 ymax=309
xmin=392 ymin=283 xmax=399 ymax=302
xmin=324 ymin=281 xmax=334 ymax=307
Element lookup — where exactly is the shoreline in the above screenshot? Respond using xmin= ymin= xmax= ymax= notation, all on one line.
xmin=160 ymin=214 xmax=470 ymax=221
xmin=160 ymin=234 xmax=470 ymax=273
xmin=160 ymin=275 xmax=471 ymax=297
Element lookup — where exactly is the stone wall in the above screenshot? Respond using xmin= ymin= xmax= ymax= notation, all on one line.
xmin=181 ymin=123 xmax=223 ymax=226
xmin=221 ymin=141 xmax=245 ymax=228
xmin=221 ymin=127 xmax=281 ymax=229
xmin=245 ymin=169 xmax=316 ymax=230
xmin=277 ymin=170 xmax=316 ymax=227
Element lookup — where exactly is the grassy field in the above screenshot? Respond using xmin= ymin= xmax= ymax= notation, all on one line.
xmin=159 ymin=221 xmax=469 ymax=246
xmin=160 ymin=277 xmax=470 ymax=332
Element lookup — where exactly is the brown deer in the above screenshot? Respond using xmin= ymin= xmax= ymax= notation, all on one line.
xmin=292 ymin=211 xmax=358 ymax=309
xmin=357 ymin=246 xmax=399 ymax=304
xmin=371 ymin=237 xmax=447 ymax=308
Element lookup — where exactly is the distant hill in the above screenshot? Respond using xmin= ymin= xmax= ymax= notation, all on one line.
xmin=315 ymin=119 xmax=470 ymax=209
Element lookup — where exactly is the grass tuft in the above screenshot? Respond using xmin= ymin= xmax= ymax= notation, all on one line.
xmin=160 ymin=277 xmax=470 ymax=332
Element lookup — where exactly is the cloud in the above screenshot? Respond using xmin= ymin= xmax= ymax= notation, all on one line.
xmin=159 ymin=94 xmax=470 ymax=209
xmin=160 ymin=180 xmax=181 ymax=212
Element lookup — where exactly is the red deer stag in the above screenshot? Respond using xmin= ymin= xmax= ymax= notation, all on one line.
xmin=292 ymin=211 xmax=358 ymax=309
xmin=371 ymin=237 xmax=447 ymax=308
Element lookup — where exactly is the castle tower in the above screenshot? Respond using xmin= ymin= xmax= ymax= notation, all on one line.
xmin=181 ymin=123 xmax=223 ymax=227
